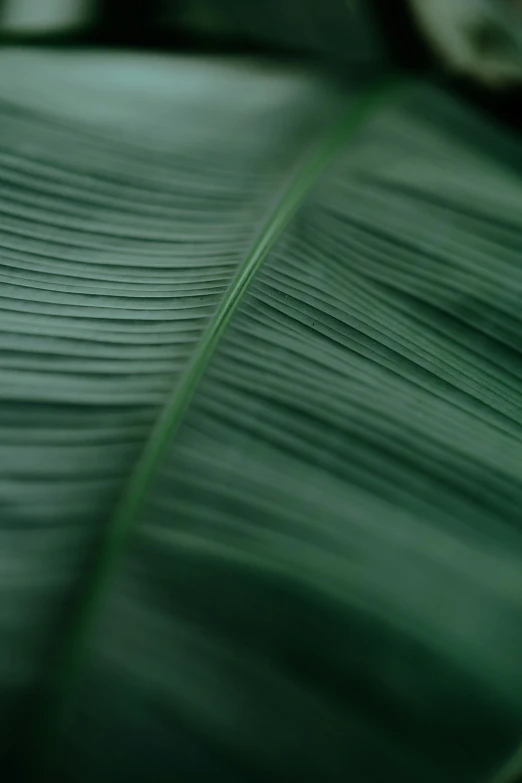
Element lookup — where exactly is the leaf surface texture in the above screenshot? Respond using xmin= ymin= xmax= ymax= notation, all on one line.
xmin=0 ymin=49 xmax=521 ymax=783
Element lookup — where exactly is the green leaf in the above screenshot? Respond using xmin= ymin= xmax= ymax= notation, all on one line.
xmin=1 ymin=48 xmax=522 ymax=783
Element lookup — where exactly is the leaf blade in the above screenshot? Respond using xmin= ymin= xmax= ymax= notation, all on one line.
xmin=33 ymin=75 xmax=400 ymax=761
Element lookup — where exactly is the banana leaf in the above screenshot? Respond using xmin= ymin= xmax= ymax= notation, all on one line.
xmin=1 ymin=47 xmax=522 ymax=783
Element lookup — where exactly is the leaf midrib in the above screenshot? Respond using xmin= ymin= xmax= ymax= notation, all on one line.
xmin=29 ymin=74 xmax=401 ymax=776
